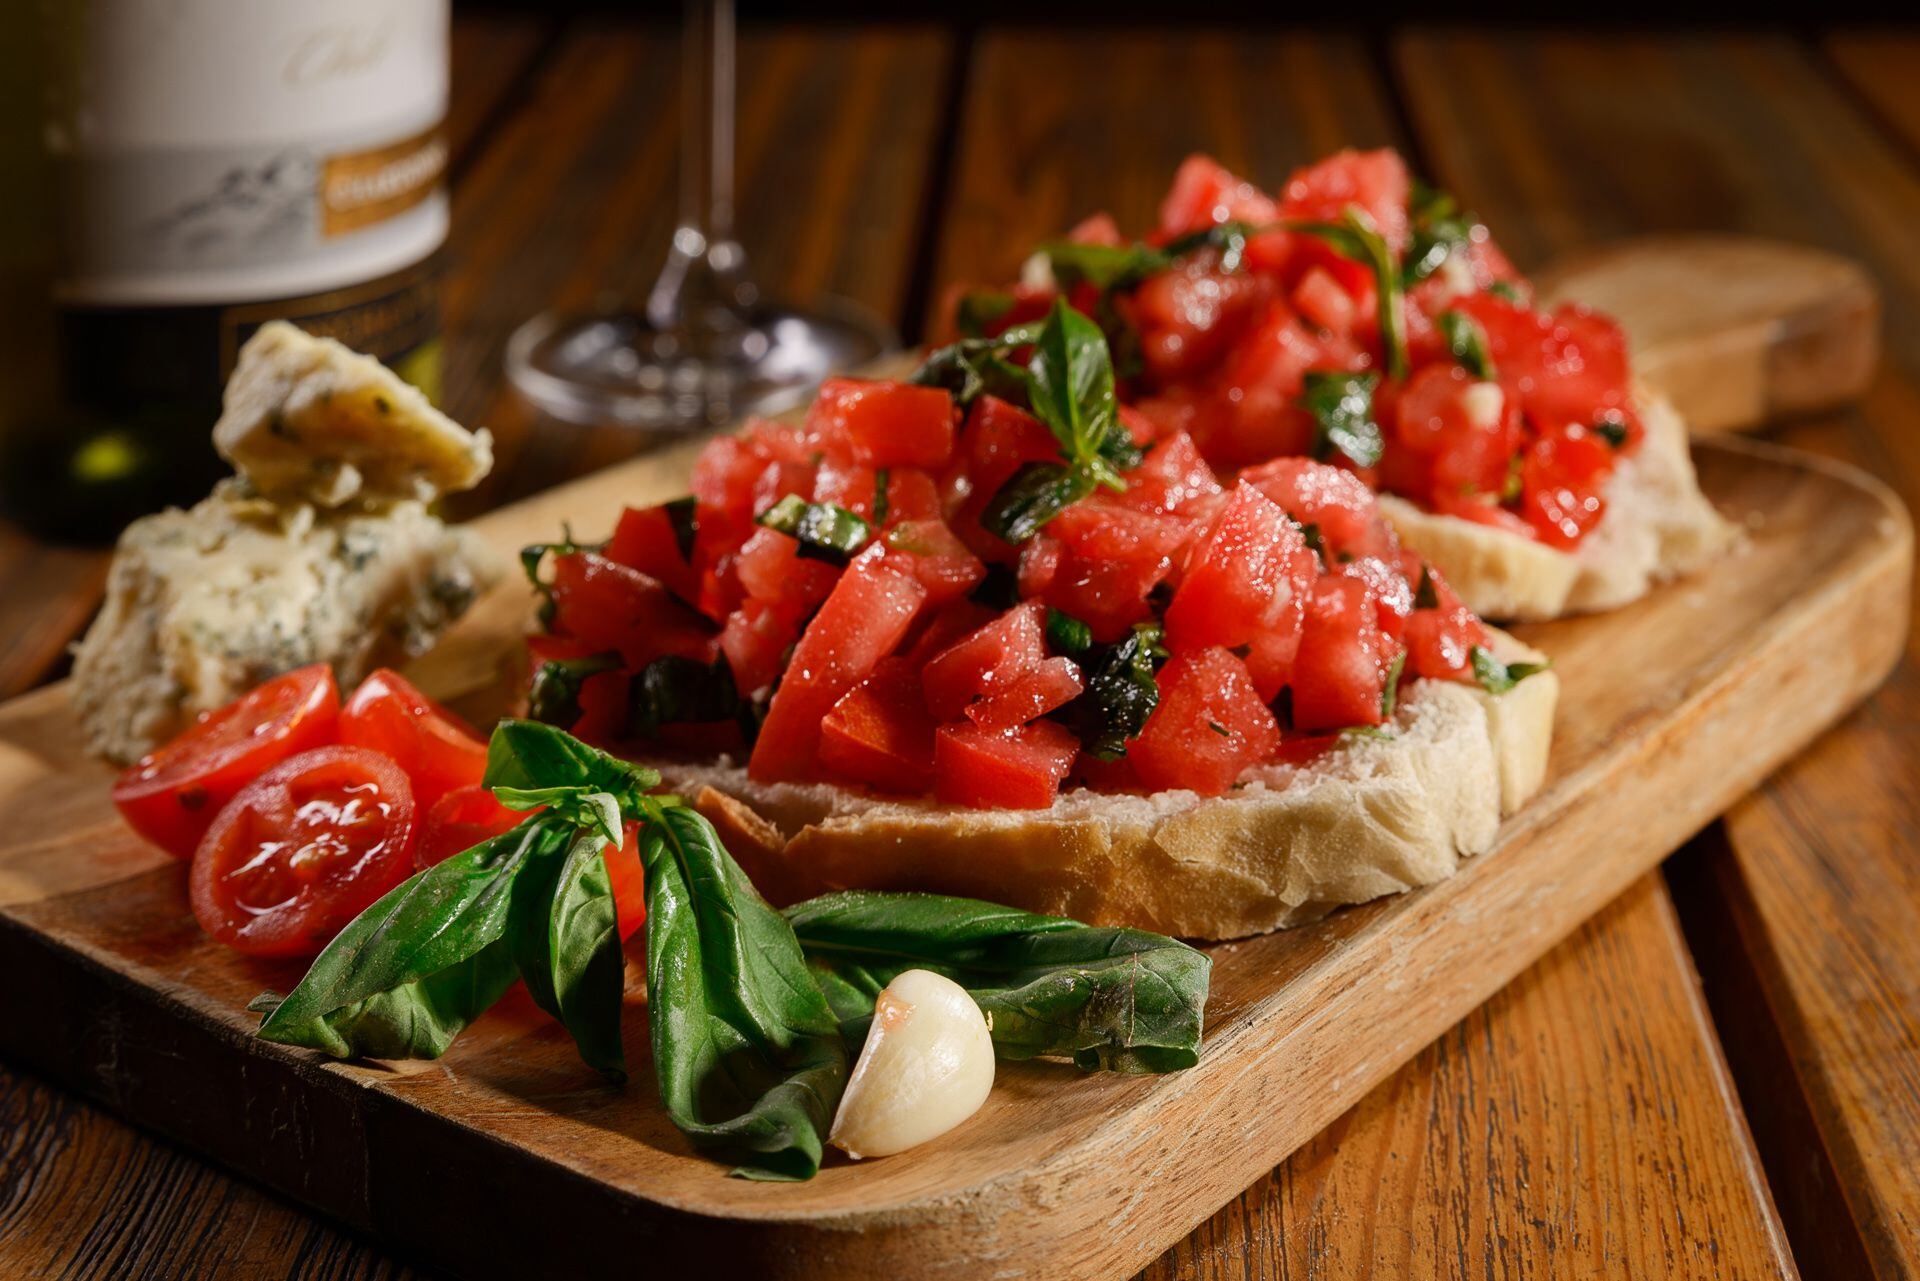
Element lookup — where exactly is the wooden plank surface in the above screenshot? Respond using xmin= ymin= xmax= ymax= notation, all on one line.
xmin=937 ymin=28 xmax=1801 ymax=1278
xmin=3 ymin=19 xmax=1916 ymax=1281
xmin=0 ymin=406 xmax=1902 ymax=1280
xmin=1396 ymin=28 xmax=1920 ymax=1278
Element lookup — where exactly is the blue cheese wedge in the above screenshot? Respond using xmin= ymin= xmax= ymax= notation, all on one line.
xmin=213 ymin=321 xmax=493 ymax=507
xmin=73 ymin=324 xmax=504 ymax=764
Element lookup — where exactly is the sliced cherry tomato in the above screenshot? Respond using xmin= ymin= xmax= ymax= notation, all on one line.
xmin=340 ymin=668 xmax=487 ymax=808
xmin=113 ymin=664 xmax=340 ymax=858
xmin=188 ymin=745 xmax=417 ymax=958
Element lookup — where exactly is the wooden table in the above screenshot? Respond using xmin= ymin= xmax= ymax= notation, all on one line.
xmin=3 ymin=19 xmax=1915 ymax=1279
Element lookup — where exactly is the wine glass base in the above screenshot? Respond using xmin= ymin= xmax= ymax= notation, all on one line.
xmin=505 ymin=299 xmax=898 ymax=430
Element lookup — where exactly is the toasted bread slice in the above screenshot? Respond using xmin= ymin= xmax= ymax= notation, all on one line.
xmin=1379 ymin=394 xmax=1734 ymax=622
xmin=657 ymin=630 xmax=1554 ymax=941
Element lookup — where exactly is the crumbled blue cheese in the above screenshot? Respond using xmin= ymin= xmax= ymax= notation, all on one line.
xmin=74 ymin=322 xmax=504 ymax=763
xmin=213 ymin=321 xmax=493 ymax=507
xmin=73 ymin=493 xmax=501 ymax=763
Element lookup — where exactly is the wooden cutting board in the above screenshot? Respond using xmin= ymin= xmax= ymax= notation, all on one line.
xmin=0 ymin=430 xmax=1907 ymax=1279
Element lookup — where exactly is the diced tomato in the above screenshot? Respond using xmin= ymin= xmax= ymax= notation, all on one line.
xmin=934 ymin=719 xmax=1079 ymax=810
xmin=811 ymin=459 xmax=883 ymax=521
xmin=1067 ymin=211 xmax=1125 ymax=246
xmin=881 ymin=468 xmax=943 ymax=524
xmin=571 ymin=668 xmax=632 ymax=746
xmin=1291 ymin=265 xmax=1360 ymax=338
xmin=719 ymin=598 xmax=797 ymax=696
xmin=548 ymin=552 xmax=717 ymax=669
xmin=1043 ymin=500 xmax=1187 ymax=642
xmin=112 ymin=664 xmax=340 ymax=859
xmin=604 ymin=502 xmax=701 ymax=604
xmin=1238 ymin=457 xmax=1400 ymax=563
xmin=900 ymin=599 xmax=997 ymax=667
xmin=881 ymin=520 xmax=986 ymax=607
xmin=1278 ymin=148 xmax=1412 ymax=253
xmin=819 ymin=656 xmax=938 ymax=794
xmin=1403 ymin=564 xmax=1489 ymax=681
xmin=749 ymin=550 xmax=927 ymax=783
xmin=1129 ymin=259 xmax=1274 ymax=384
xmin=948 ymin=395 xmax=1061 ymax=560
xmin=1164 ymin=482 xmax=1312 ymax=653
xmin=603 ymin=821 xmax=648 ymax=940
xmin=806 ymin=379 xmax=956 ymax=470
xmin=188 ymin=745 xmax=417 ymax=958
xmin=1290 ymin=577 xmax=1395 ymax=733
xmin=339 ymin=668 xmax=487 ymax=808
xmin=1390 ymin=363 xmax=1520 ymax=498
xmin=1129 ymin=648 xmax=1279 ymax=796
xmin=1122 ymin=431 xmax=1221 ymax=514
xmin=1520 ymin=427 xmax=1613 ymax=548
xmin=691 ymin=418 xmax=811 ymax=535
xmin=964 ymin=655 xmax=1083 ymax=731
xmin=1157 ymin=154 xmax=1279 ymax=237
xmin=734 ymin=527 xmax=841 ymax=614
xmin=921 ymin=601 xmax=1047 ymax=720
xmin=1338 ymin=555 xmax=1415 ymax=642
xmin=1017 ymin=535 xmax=1063 ymax=597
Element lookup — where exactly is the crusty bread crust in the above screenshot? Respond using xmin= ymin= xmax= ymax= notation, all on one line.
xmin=1380 ymin=394 xmax=1735 ymax=622
xmin=656 ymin=630 xmax=1555 ymax=941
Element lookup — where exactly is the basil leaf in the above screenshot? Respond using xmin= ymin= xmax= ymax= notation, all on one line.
xmin=980 ymin=460 xmax=1097 ymax=545
xmin=629 ymin=654 xmax=739 ymax=739
xmin=871 ymin=468 xmax=890 ymax=529
xmin=528 ymin=652 xmax=621 ymax=728
xmin=1057 ymin=622 xmax=1167 ymax=760
xmin=1380 ymin=650 xmax=1407 ymax=720
xmin=1045 ymin=608 xmax=1093 ymax=657
xmin=1439 ymin=310 xmax=1496 ymax=380
xmin=1413 ymin=564 xmax=1440 ymax=610
xmin=1287 ymin=207 xmax=1407 ymax=379
xmin=1041 ymin=241 xmax=1166 ymax=293
xmin=664 ymin=496 xmax=699 ymax=562
xmin=1487 ymin=280 xmax=1524 ymax=303
xmin=484 ymin=718 xmax=659 ymax=803
xmin=1470 ymin=644 xmax=1551 ymax=695
xmin=508 ymin=823 xmax=627 ymax=1081
xmin=1024 ymin=299 xmax=1123 ymax=487
xmin=255 ymin=815 xmax=567 ymax=1056
xmin=1403 ymin=179 xmax=1478 ymax=286
xmin=1299 ymin=370 xmax=1385 ymax=469
xmin=907 ymin=337 xmax=1031 ymax=411
xmin=786 ymin=891 xmax=1212 ymax=1074
xmin=639 ymin=802 xmax=849 ymax=1182
xmin=755 ymin=495 xmax=871 ymax=564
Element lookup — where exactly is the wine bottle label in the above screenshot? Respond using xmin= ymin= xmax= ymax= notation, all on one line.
xmin=48 ymin=0 xmax=449 ymax=307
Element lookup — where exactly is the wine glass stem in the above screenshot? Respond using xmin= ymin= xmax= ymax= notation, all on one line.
xmin=646 ymin=0 xmax=756 ymax=338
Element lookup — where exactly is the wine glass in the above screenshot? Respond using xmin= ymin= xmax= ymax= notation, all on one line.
xmin=506 ymin=0 xmax=896 ymax=429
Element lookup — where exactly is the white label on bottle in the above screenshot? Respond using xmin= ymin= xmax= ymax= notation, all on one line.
xmin=51 ymin=0 xmax=450 ymax=306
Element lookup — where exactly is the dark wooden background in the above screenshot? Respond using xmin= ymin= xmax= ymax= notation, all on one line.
xmin=5 ymin=18 xmax=1918 ymax=1280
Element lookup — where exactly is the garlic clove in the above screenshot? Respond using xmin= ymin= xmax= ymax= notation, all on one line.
xmin=829 ymin=968 xmax=995 ymax=1160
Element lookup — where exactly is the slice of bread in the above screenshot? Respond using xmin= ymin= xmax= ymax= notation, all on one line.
xmin=655 ymin=629 xmax=1555 ymax=941
xmin=1379 ymin=394 xmax=1735 ymax=622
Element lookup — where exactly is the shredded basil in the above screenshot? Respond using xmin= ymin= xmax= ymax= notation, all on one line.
xmin=981 ymin=461 xmax=1097 ymax=545
xmin=1286 ymin=206 xmax=1407 ymax=379
xmin=628 ymin=654 xmax=741 ymax=739
xmin=1055 ymin=622 xmax=1168 ymax=760
xmin=1403 ymin=179 xmax=1479 ymax=287
xmin=1487 ymin=280 xmax=1524 ymax=303
xmin=1593 ymin=418 xmax=1629 ymax=448
xmin=1299 ymin=370 xmax=1385 ymax=469
xmin=755 ymin=494 xmax=871 ymax=564
xmin=528 ymin=652 xmax=622 ymax=728
xmin=1440 ymin=310 xmax=1497 ymax=380
xmin=1470 ymin=645 xmax=1551 ymax=695
xmin=1413 ymin=564 xmax=1440 ymax=610
xmin=1045 ymin=607 xmax=1094 ymax=657
xmin=663 ymin=496 xmax=699 ymax=562
xmin=954 ymin=289 xmax=1018 ymax=338
xmin=1380 ymin=650 xmax=1407 ymax=720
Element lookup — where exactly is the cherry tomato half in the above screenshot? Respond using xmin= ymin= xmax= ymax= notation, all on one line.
xmin=189 ymin=745 xmax=418 ymax=958
xmin=415 ymin=786 xmax=646 ymax=940
xmin=113 ymin=664 xmax=340 ymax=858
xmin=339 ymin=668 xmax=488 ymax=808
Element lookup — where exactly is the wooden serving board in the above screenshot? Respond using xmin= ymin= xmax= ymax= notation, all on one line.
xmin=0 ymin=435 xmax=1907 ymax=1280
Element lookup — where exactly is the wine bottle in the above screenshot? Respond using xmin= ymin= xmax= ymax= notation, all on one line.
xmin=10 ymin=0 xmax=450 ymax=540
